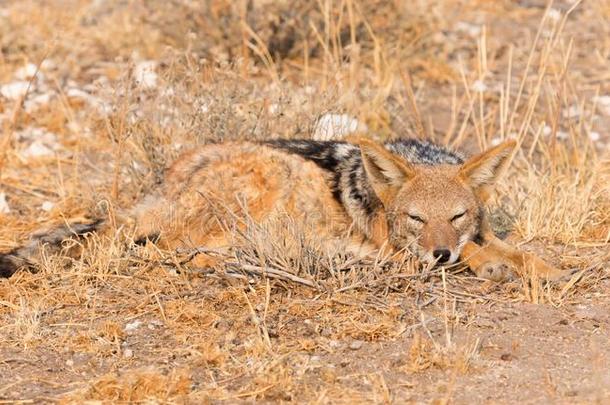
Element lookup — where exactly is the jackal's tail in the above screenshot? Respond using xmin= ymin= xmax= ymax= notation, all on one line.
xmin=0 ymin=219 xmax=105 ymax=278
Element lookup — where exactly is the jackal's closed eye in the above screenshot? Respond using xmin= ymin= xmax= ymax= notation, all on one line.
xmin=408 ymin=214 xmax=425 ymax=223
xmin=451 ymin=211 xmax=466 ymax=222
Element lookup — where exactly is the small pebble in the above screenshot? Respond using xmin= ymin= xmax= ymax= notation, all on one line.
xmin=14 ymin=63 xmax=39 ymax=80
xmin=588 ymin=131 xmax=600 ymax=142
xmin=124 ymin=320 xmax=142 ymax=332
xmin=471 ymin=79 xmax=487 ymax=93
xmin=0 ymin=81 xmax=29 ymax=100
xmin=547 ymin=8 xmax=561 ymax=22
xmin=41 ymin=201 xmax=55 ymax=212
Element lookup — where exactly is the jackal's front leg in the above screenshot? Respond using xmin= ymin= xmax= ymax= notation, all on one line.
xmin=461 ymin=240 xmax=517 ymax=281
xmin=479 ymin=233 xmax=567 ymax=280
xmin=462 ymin=218 xmax=567 ymax=281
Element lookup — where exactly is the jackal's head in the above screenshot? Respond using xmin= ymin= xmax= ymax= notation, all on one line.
xmin=357 ymin=138 xmax=516 ymax=265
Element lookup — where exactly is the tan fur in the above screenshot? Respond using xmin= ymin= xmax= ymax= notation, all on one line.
xmin=130 ymin=142 xmax=368 ymax=267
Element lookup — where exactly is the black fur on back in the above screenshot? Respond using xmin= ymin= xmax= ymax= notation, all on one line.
xmin=264 ymin=138 xmax=464 ymax=217
xmin=264 ymin=139 xmax=357 ymax=205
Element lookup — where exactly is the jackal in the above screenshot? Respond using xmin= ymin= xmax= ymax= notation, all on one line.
xmin=0 ymin=137 xmax=565 ymax=281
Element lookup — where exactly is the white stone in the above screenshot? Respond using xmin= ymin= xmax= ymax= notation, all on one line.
xmin=41 ymin=60 xmax=56 ymax=70
xmin=562 ymin=105 xmax=581 ymax=119
xmin=542 ymin=125 xmax=552 ymax=136
xmin=1 ymin=81 xmax=29 ymax=100
xmin=197 ymin=99 xmax=210 ymax=114
xmin=455 ymin=21 xmax=481 ymax=37
xmin=490 ymin=133 xmax=516 ymax=145
xmin=268 ymin=103 xmax=279 ymax=114
xmin=66 ymin=88 xmax=90 ymax=99
xmin=41 ymin=201 xmax=55 ymax=212
xmin=14 ymin=63 xmax=39 ymax=80
xmin=588 ymin=131 xmax=600 ymax=142
xmin=134 ymin=61 xmax=158 ymax=89
xmin=547 ymin=8 xmax=561 ymax=22
xmin=594 ymin=95 xmax=610 ymax=106
xmin=24 ymin=92 xmax=53 ymax=113
xmin=556 ymin=131 xmax=569 ymax=140
xmin=124 ymin=320 xmax=143 ymax=332
xmin=314 ymin=113 xmax=367 ymax=140
xmin=21 ymin=140 xmax=54 ymax=158
xmin=471 ymin=80 xmax=487 ymax=93
xmin=66 ymin=88 xmax=111 ymax=115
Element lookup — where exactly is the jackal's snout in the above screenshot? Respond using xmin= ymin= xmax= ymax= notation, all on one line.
xmin=422 ymin=246 xmax=460 ymax=265
xmin=419 ymin=220 xmax=462 ymax=265
xmin=432 ymin=248 xmax=452 ymax=263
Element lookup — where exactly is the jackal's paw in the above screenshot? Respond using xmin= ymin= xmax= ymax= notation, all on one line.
xmin=476 ymin=261 xmax=516 ymax=282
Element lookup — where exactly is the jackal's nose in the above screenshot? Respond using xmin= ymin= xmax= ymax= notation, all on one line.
xmin=433 ymin=249 xmax=452 ymax=263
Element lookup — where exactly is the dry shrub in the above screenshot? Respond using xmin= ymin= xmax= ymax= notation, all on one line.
xmin=62 ymin=369 xmax=191 ymax=403
xmin=191 ymin=340 xmax=226 ymax=368
xmin=402 ymin=332 xmax=479 ymax=375
xmin=0 ymin=296 xmax=43 ymax=348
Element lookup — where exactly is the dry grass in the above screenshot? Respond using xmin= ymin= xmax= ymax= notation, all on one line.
xmin=0 ymin=0 xmax=609 ymax=403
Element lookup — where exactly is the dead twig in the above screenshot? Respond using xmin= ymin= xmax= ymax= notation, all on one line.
xmin=228 ymin=262 xmax=319 ymax=289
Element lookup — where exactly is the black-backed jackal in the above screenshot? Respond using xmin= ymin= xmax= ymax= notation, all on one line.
xmin=1 ymin=137 xmax=566 ymax=281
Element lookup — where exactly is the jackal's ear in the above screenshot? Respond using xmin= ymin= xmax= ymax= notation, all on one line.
xmin=459 ymin=140 xmax=516 ymax=190
xmin=355 ymin=138 xmax=416 ymax=205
